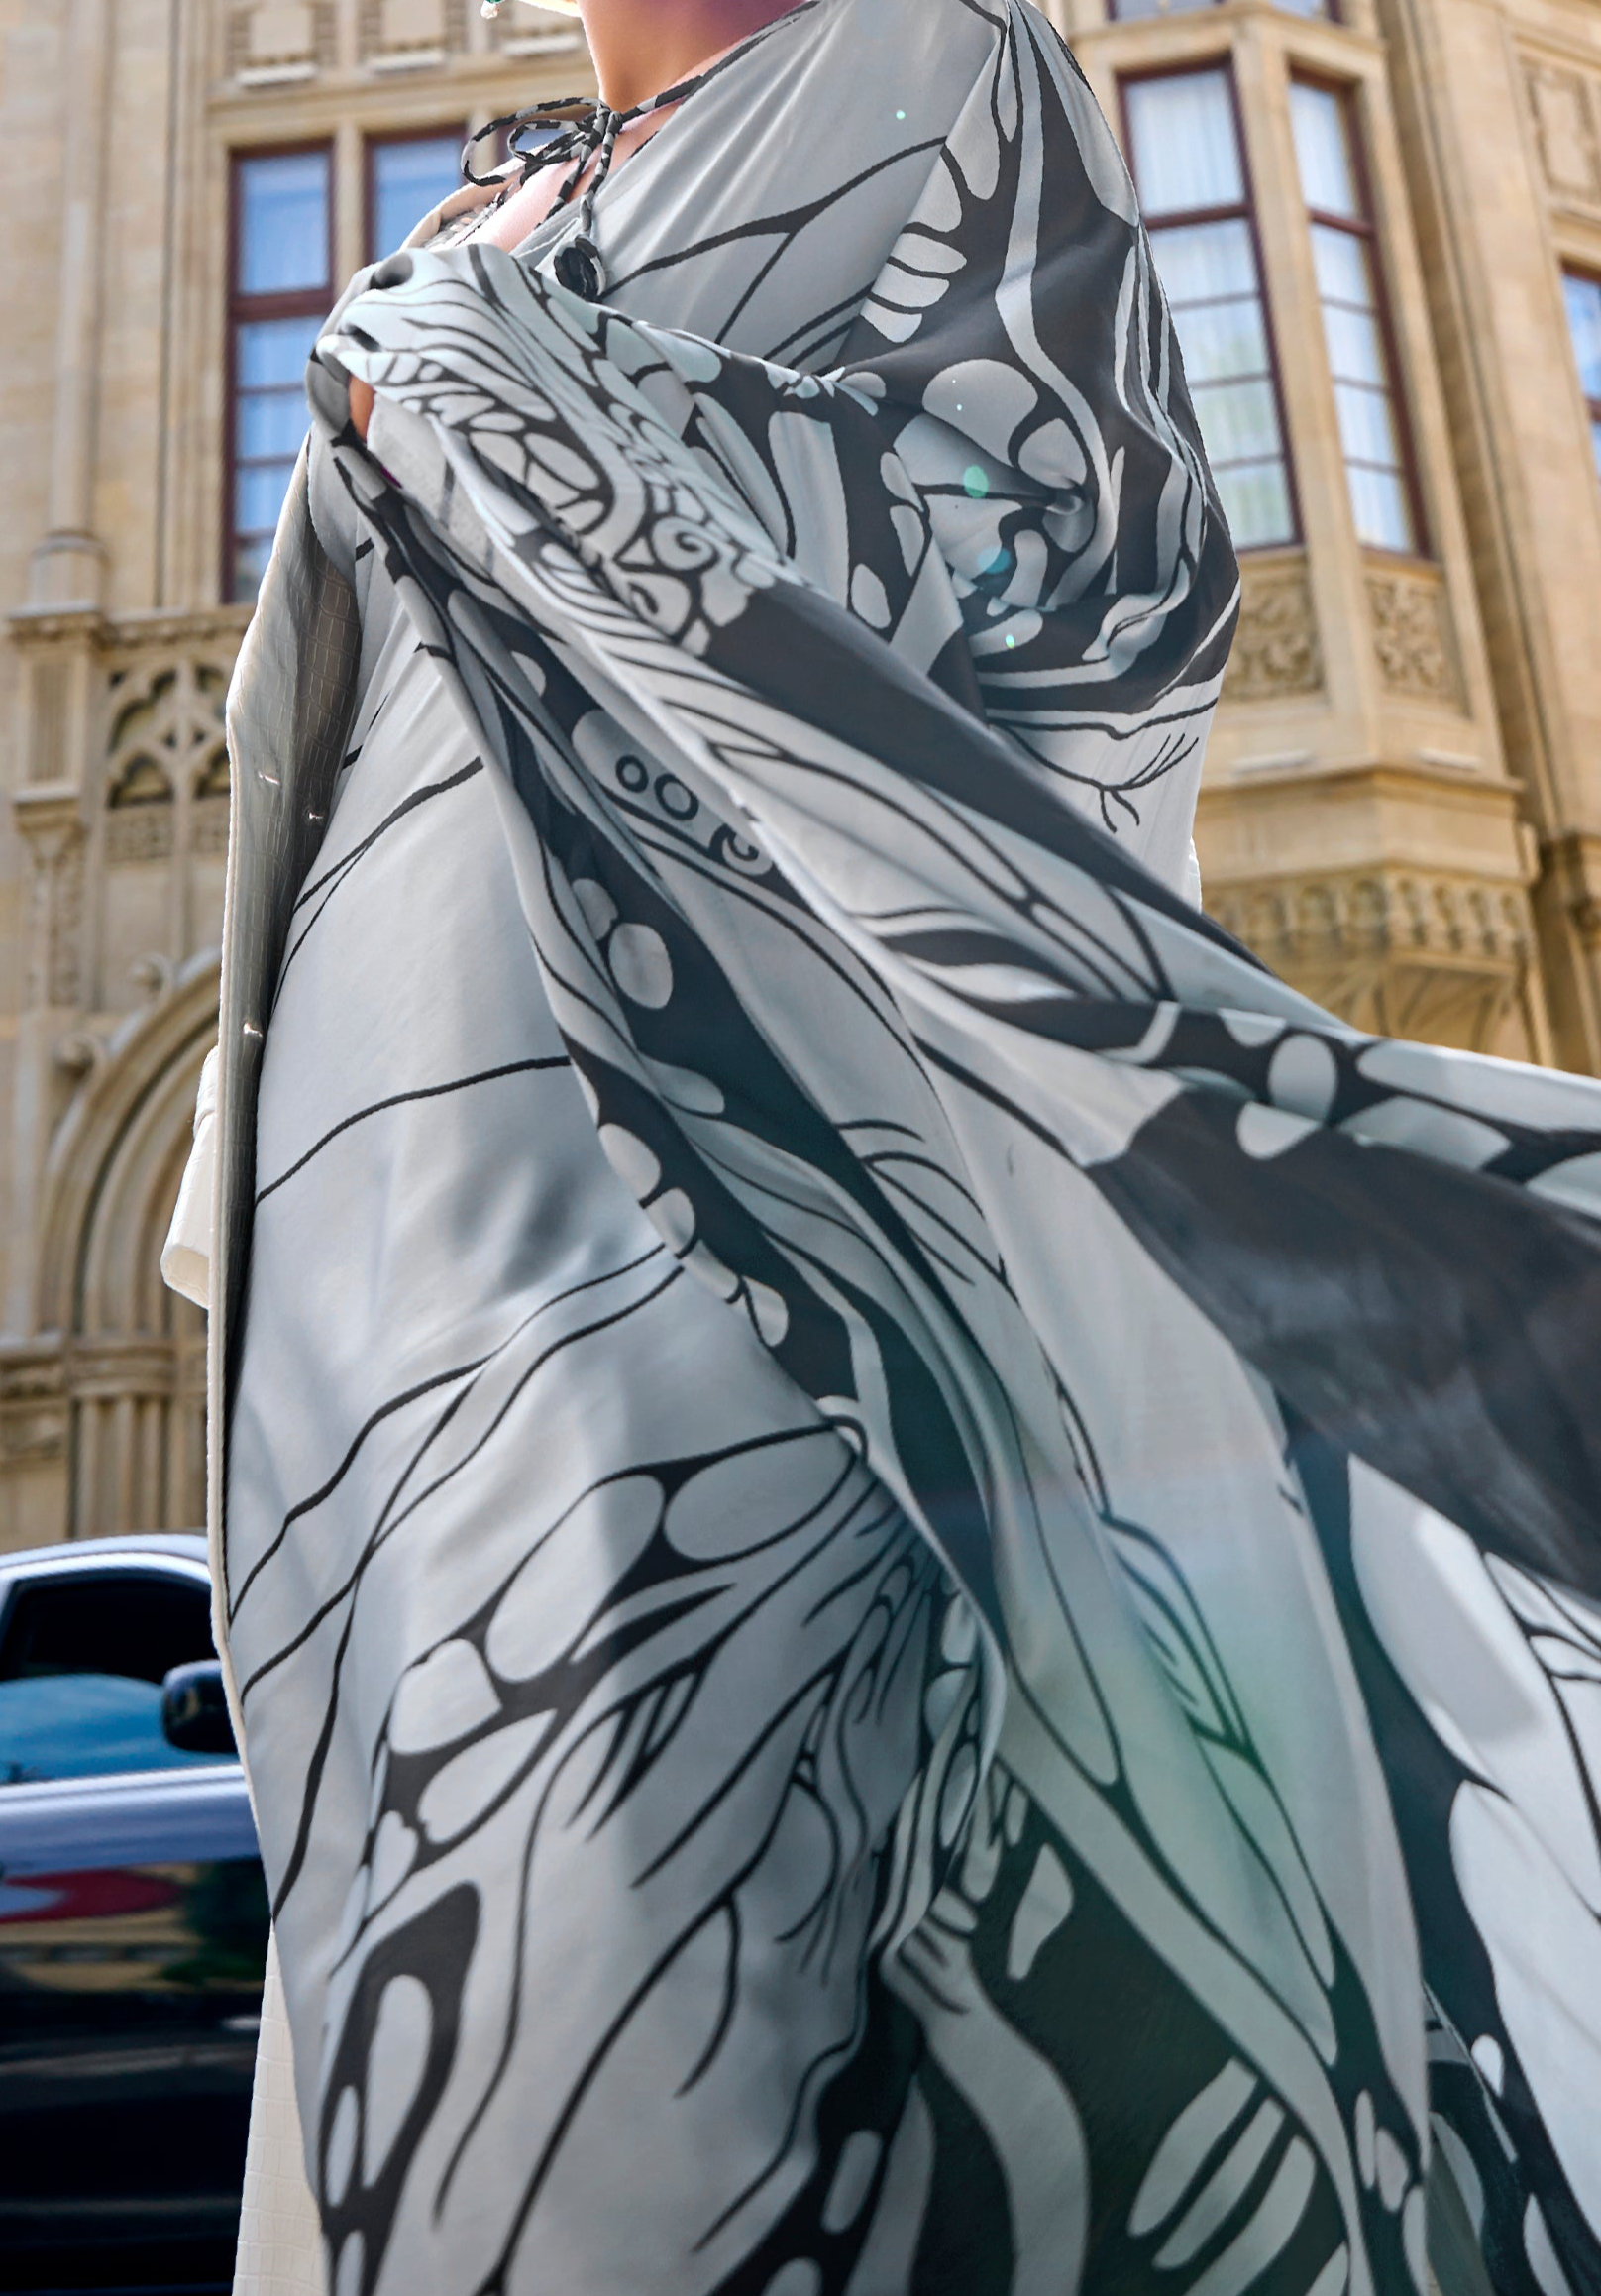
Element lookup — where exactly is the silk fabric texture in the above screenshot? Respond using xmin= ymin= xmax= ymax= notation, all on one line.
xmin=194 ymin=4 xmax=1601 ymax=2293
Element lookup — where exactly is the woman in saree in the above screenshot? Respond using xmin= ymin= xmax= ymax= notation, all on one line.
xmin=178 ymin=0 xmax=1601 ymax=2290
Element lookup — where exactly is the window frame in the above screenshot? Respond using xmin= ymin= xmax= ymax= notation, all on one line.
xmin=1108 ymin=0 xmax=1340 ymax=31
xmin=364 ymin=122 xmax=470 ymax=266
xmin=1118 ymin=55 xmax=1304 ymax=552
xmin=224 ymin=137 xmax=335 ymax=604
xmin=1290 ymin=68 xmax=1429 ymax=559
xmin=1559 ymin=261 xmax=1601 ymax=480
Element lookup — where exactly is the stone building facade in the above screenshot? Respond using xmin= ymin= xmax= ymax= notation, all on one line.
xmin=0 ymin=0 xmax=1597 ymax=1551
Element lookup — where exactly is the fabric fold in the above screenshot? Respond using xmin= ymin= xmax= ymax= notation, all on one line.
xmin=209 ymin=6 xmax=1601 ymax=2294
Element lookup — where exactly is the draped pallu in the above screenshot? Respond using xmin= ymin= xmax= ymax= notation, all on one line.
xmin=207 ymin=4 xmax=1601 ymax=2294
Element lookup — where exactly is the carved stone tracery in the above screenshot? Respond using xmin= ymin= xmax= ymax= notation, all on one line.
xmin=101 ymin=657 xmax=230 ymax=868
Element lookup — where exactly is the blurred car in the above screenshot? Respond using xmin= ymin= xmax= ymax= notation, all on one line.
xmin=0 ymin=1534 xmax=267 ymax=2294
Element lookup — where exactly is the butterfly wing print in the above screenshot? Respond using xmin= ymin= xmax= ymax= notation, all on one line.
xmin=321 ymin=113 xmax=1601 ymax=2296
xmin=834 ymin=3 xmax=1236 ymax=876
xmin=316 ymin=224 xmax=1491 ymax=2233
xmin=1307 ymin=1452 xmax=1601 ymax=2296
xmin=298 ymin=1406 xmax=952 ymax=2296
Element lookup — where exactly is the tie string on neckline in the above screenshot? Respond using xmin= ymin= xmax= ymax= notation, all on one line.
xmin=457 ymin=2 xmax=830 ymax=296
xmin=460 ymin=44 xmax=749 ymax=301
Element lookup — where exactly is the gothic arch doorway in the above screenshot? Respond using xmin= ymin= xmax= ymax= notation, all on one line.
xmin=38 ymin=956 xmax=217 ymax=1538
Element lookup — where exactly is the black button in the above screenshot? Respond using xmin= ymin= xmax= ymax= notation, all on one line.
xmin=554 ymin=237 xmax=605 ymax=302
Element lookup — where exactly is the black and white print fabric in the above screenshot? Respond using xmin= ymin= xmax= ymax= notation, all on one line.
xmin=218 ymin=5 xmax=1601 ymax=2295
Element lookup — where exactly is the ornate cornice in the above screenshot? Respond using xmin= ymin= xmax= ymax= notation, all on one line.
xmin=5 ymin=605 xmax=111 ymax=653
xmin=1210 ymin=863 xmax=1532 ymax=968
xmin=7 ymin=602 xmax=254 ymax=658
xmin=1208 ymin=863 xmax=1537 ymax=1050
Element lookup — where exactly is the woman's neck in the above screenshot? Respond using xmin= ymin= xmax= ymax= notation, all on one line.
xmin=577 ymin=0 xmax=804 ymax=112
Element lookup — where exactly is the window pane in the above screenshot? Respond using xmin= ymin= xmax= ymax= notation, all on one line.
xmin=238 ymin=150 xmax=330 ymax=295
xmin=1562 ymin=271 xmax=1601 ymax=401
xmin=1295 ymin=102 xmax=1419 ymax=553
xmin=1322 ymin=300 xmax=1387 ymax=387
xmin=1153 ymin=217 xmax=1258 ymax=305
xmin=237 ymin=312 xmax=323 ymax=390
xmin=1334 ymin=379 xmax=1403 ymax=468
xmin=1310 ymin=223 xmax=1371 ymax=311
xmin=233 ymin=532 xmax=274 ymax=601
xmin=1291 ymin=82 xmax=1359 ymax=219
xmin=234 ymin=310 xmax=318 ymax=572
xmin=237 ymin=388 xmax=311 ymax=461
xmin=1191 ymin=376 xmax=1284 ymax=462
xmin=1216 ymin=459 xmax=1295 ymax=549
xmin=0 ymin=1674 xmax=225 ymax=1784
xmin=235 ymin=461 xmax=296 ymax=540
xmin=0 ymin=1572 xmax=214 ymax=1685
xmin=372 ymin=133 xmax=463 ymax=259
xmin=1346 ymin=462 xmax=1413 ymax=552
xmin=1274 ymin=0 xmax=1331 ymax=17
xmin=1125 ymin=70 xmax=1243 ymax=217
xmin=1173 ymin=296 xmax=1271 ymax=384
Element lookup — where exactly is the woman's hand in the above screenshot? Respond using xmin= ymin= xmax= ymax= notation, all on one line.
xmin=350 ymin=377 xmax=375 ymax=444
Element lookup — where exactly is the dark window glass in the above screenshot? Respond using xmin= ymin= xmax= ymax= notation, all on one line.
xmin=228 ymin=147 xmax=332 ymax=602
xmin=1123 ymin=69 xmax=1296 ymax=549
xmin=0 ymin=1570 xmax=225 ymax=1784
xmin=1290 ymin=80 xmax=1419 ymax=552
xmin=370 ymin=131 xmax=464 ymax=260
xmin=1562 ymin=270 xmax=1601 ymax=484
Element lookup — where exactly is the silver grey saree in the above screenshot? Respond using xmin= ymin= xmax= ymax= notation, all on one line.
xmin=213 ymin=4 xmax=1601 ymax=2294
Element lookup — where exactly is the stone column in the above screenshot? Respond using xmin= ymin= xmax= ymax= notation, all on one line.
xmin=7 ymin=784 xmax=88 ymax=1338
xmin=27 ymin=0 xmax=116 ymax=612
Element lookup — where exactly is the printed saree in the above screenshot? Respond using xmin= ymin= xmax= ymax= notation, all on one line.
xmin=210 ymin=4 xmax=1601 ymax=2293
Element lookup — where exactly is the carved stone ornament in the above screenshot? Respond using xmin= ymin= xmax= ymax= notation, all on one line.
xmin=191 ymin=796 xmax=232 ymax=856
xmin=12 ymin=793 xmax=86 ymax=1012
xmin=1222 ymin=560 xmax=1323 ymax=703
xmin=227 ymin=0 xmax=336 ymax=79
xmin=360 ymin=0 xmax=462 ymax=61
xmin=105 ymin=807 xmax=175 ymax=865
xmin=1209 ymin=867 xmax=1533 ymax=1050
xmin=1366 ymin=572 xmax=1462 ymax=705
xmin=0 ymin=1348 xmax=68 ymax=1468
xmin=1524 ymin=57 xmax=1601 ymax=202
